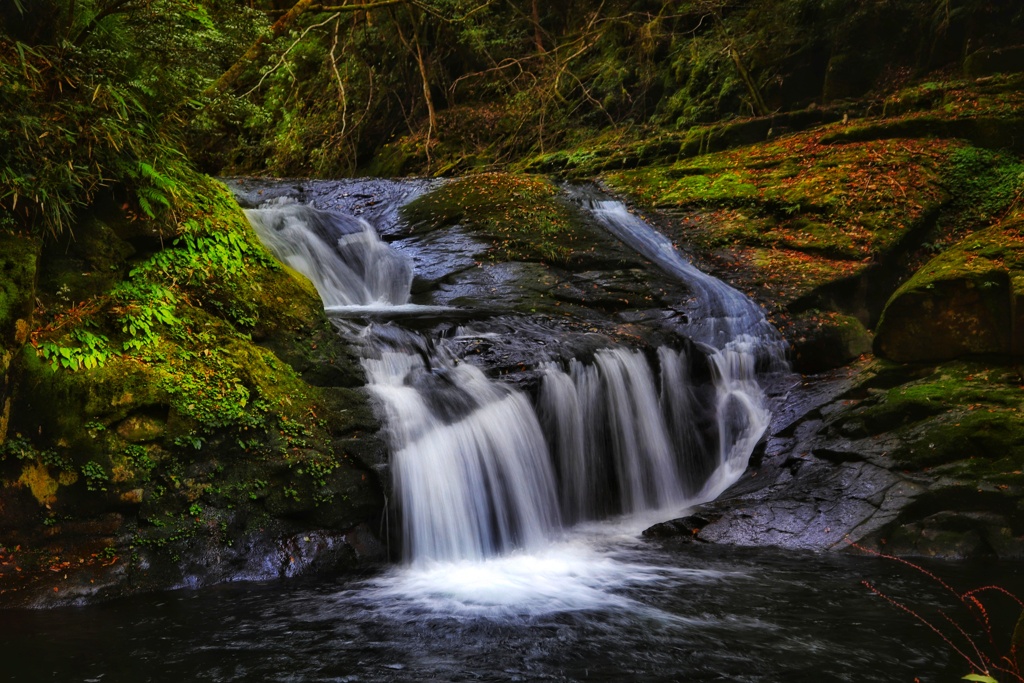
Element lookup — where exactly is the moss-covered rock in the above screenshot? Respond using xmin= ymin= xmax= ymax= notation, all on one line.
xmin=965 ymin=45 xmax=1024 ymax=78
xmin=602 ymin=132 xmax=951 ymax=299
xmin=875 ymin=220 xmax=1024 ymax=361
xmin=789 ymin=311 xmax=873 ymax=374
xmin=0 ymin=176 xmax=385 ymax=606
xmin=401 ymin=173 xmax=596 ymax=267
xmin=808 ymin=359 xmax=1024 ymax=557
xmin=395 ymin=173 xmax=698 ymax=344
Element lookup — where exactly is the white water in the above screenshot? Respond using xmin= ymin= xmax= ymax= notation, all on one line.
xmin=538 ymin=350 xmax=686 ymax=523
xmin=575 ymin=192 xmax=788 ymax=363
xmin=574 ymin=192 xmax=785 ymax=501
xmin=244 ymin=187 xmax=779 ymax=586
xmin=362 ymin=350 xmax=561 ymax=562
xmin=245 ymin=200 xmax=411 ymax=307
xmin=362 ymin=521 xmax=737 ymax=618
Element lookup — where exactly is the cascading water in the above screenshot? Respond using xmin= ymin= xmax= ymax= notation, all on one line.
xmin=571 ymin=188 xmax=786 ymax=356
xmin=3 ymin=184 xmax=969 ymax=683
xmin=361 ymin=347 xmax=561 ymax=562
xmin=245 ymin=200 xmax=412 ymax=309
xmin=538 ymin=349 xmax=686 ymax=522
xmin=571 ymin=189 xmax=783 ymax=501
xmin=244 ymin=184 xmax=782 ymax=568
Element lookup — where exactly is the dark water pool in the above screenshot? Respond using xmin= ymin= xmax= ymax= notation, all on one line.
xmin=1 ymin=527 xmax=1019 ymax=683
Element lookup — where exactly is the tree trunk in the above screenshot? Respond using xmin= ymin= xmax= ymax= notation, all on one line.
xmin=710 ymin=11 xmax=768 ymax=117
xmin=202 ymin=0 xmax=316 ymax=99
xmin=392 ymin=8 xmax=436 ymax=170
xmin=531 ymin=0 xmax=544 ymax=53
xmin=728 ymin=45 xmax=768 ymax=117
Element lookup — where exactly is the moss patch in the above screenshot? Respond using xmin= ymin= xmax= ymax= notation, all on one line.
xmin=0 ymin=175 xmax=385 ymax=602
xmin=831 ymin=360 xmax=1024 ymax=472
xmin=875 ymin=218 xmax=1024 ymax=361
xmin=504 ymin=76 xmax=1024 ymax=366
xmin=401 ymin=173 xmax=592 ymax=266
xmin=605 ymin=133 xmax=950 ymax=259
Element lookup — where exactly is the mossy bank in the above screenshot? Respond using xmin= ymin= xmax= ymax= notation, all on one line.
xmin=0 ymin=176 xmax=386 ymax=607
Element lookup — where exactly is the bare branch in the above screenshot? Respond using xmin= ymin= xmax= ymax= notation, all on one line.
xmin=243 ymin=12 xmax=342 ymax=97
xmin=328 ymin=16 xmax=348 ymax=140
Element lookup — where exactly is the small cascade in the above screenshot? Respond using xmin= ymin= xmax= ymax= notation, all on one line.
xmin=657 ymin=346 xmax=718 ymax=496
xmin=537 ymin=349 xmax=686 ymax=523
xmin=244 ymin=201 xmax=412 ymax=308
xmin=704 ymin=337 xmax=773 ymax=500
xmin=571 ymin=188 xmax=787 ymax=366
xmin=362 ymin=346 xmax=560 ymax=562
xmin=243 ymin=182 xmax=783 ymax=567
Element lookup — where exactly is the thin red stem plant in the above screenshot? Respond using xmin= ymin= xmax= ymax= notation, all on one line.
xmin=850 ymin=540 xmax=1024 ymax=683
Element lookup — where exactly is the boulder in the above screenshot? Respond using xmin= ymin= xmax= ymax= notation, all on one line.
xmin=875 ymin=220 xmax=1024 ymax=362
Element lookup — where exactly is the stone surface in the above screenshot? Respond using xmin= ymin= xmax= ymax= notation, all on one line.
xmin=875 ymin=220 xmax=1024 ymax=362
xmin=651 ymin=359 xmax=1024 ymax=561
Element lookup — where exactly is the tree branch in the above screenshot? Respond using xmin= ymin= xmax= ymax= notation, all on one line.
xmin=243 ymin=11 xmax=341 ymax=97
xmin=72 ymin=0 xmax=138 ymax=47
xmin=265 ymin=0 xmax=407 ymax=15
xmin=203 ymin=0 xmax=317 ymax=100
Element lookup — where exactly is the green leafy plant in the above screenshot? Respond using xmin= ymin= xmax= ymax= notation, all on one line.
xmin=38 ymin=326 xmax=112 ymax=371
xmin=112 ymin=279 xmax=179 ymax=352
xmin=81 ymin=461 xmax=110 ymax=492
xmin=122 ymin=444 xmax=156 ymax=479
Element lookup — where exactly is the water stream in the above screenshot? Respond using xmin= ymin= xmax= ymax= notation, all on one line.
xmin=2 ymin=543 xmax=1014 ymax=682
xmin=243 ymin=183 xmax=776 ymax=565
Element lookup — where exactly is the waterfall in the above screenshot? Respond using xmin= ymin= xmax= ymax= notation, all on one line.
xmin=571 ymin=190 xmax=784 ymax=501
xmin=362 ymin=349 xmax=560 ymax=561
xmin=571 ymin=189 xmax=788 ymax=366
xmin=245 ymin=200 xmax=412 ymax=308
xmin=538 ymin=349 xmax=686 ymax=523
xmin=243 ymin=185 xmax=781 ymax=566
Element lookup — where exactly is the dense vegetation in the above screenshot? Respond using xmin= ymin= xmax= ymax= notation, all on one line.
xmin=3 ymin=0 xmax=1023 ymax=218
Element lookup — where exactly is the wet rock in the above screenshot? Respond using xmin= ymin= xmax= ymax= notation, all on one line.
xmin=678 ymin=358 xmax=1024 ymax=560
xmin=879 ymin=511 xmax=1009 ymax=559
xmin=643 ymin=514 xmax=714 ymax=539
xmin=115 ymin=413 xmax=167 ymax=442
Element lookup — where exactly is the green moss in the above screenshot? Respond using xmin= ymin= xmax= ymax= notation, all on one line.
xmin=401 ymin=173 xmax=589 ymax=265
xmin=0 ymin=232 xmax=40 ymax=338
xmin=942 ymin=147 xmax=1024 ymax=234
xmin=607 ymin=134 xmax=950 ymax=257
xmin=2 ymin=174 xmax=384 ymax=587
xmin=873 ymin=218 xmax=1024 ymax=361
xmin=834 ymin=361 xmax=1024 ymax=471
xmin=888 ymin=221 xmax=1024 ymax=296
